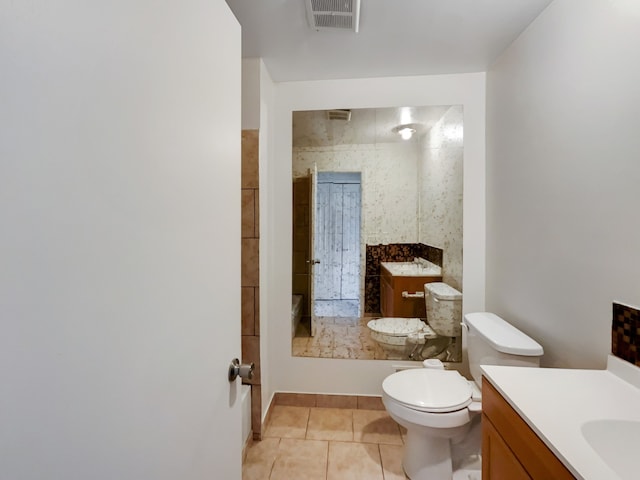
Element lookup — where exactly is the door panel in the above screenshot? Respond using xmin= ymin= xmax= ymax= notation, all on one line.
xmin=0 ymin=2 xmax=242 ymax=479
xmin=341 ymin=183 xmax=361 ymax=299
xmin=309 ymin=166 xmax=318 ymax=335
xmin=313 ymin=178 xmax=361 ymax=303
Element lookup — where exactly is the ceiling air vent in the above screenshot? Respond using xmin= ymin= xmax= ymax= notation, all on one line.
xmin=305 ymin=0 xmax=361 ymax=33
xmin=326 ymin=109 xmax=352 ymax=121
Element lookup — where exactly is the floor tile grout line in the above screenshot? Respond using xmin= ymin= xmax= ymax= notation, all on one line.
xmin=324 ymin=440 xmax=329 ymax=480
xmin=304 ymin=406 xmax=311 ymax=440
xmin=377 ymin=443 xmax=386 ymax=480
xmin=267 ymin=437 xmax=281 ymax=480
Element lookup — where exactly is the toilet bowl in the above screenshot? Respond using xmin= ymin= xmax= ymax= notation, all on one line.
xmin=381 ymin=312 xmax=544 ymax=480
xmin=367 ymin=318 xmax=437 ymax=359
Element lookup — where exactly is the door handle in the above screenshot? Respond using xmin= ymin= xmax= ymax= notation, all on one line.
xmin=228 ymin=358 xmax=255 ymax=381
xmin=306 ymin=259 xmax=321 ymax=265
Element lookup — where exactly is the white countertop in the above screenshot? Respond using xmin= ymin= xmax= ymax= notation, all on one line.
xmin=482 ymin=356 xmax=640 ymax=480
xmin=380 ymin=260 xmax=442 ymax=277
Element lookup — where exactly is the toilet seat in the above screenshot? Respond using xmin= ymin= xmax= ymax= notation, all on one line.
xmin=367 ymin=318 xmax=432 ymax=336
xmin=382 ymin=369 xmax=472 ymax=413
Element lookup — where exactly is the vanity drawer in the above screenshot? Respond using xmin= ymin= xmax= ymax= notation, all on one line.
xmin=482 ymin=379 xmax=575 ymax=480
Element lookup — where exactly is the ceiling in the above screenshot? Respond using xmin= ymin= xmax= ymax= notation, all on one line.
xmin=293 ymin=106 xmax=452 ymax=146
xmin=225 ymin=0 xmax=553 ymax=82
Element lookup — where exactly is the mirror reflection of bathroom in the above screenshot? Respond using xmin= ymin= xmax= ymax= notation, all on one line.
xmin=291 ymin=105 xmax=463 ymax=361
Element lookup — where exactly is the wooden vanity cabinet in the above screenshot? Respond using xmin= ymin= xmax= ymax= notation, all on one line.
xmin=482 ymin=379 xmax=575 ymax=480
xmin=379 ymin=265 xmax=441 ymax=318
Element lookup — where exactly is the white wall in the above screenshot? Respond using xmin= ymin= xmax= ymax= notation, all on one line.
xmin=0 ymin=2 xmax=242 ymax=478
xmin=419 ymin=106 xmax=464 ymax=291
xmin=265 ymin=73 xmax=486 ymax=399
xmin=292 ymin=142 xmax=420 ymax=244
xmin=258 ymin=60 xmax=276 ymax=423
xmin=486 ymin=0 xmax=640 ymax=368
xmin=242 ymin=59 xmax=261 ymax=130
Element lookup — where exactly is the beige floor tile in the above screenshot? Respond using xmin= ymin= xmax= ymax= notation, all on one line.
xmin=242 ymin=438 xmax=280 ymax=480
xmin=270 ymin=438 xmax=328 ymax=480
xmin=306 ymin=407 xmax=353 ymax=441
xmin=353 ymin=410 xmax=403 ymax=445
xmin=263 ymin=405 xmax=310 ymax=439
xmin=327 ymin=441 xmax=384 ymax=480
xmin=399 ymin=425 xmax=407 ymax=444
xmin=379 ymin=444 xmax=408 ymax=479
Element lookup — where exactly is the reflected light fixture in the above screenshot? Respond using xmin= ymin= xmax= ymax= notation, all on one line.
xmin=393 ymin=123 xmax=419 ymax=140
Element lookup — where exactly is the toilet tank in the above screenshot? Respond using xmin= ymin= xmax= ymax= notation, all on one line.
xmin=464 ymin=312 xmax=544 ymax=385
xmin=424 ymin=282 xmax=462 ymax=337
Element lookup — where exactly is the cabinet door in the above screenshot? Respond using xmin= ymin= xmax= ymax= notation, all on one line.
xmin=482 ymin=416 xmax=532 ymax=480
xmin=380 ymin=273 xmax=393 ymax=316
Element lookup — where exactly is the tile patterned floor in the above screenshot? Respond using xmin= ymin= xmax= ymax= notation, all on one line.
xmin=243 ymin=405 xmax=408 ymax=479
xmin=314 ymin=299 xmax=361 ymax=317
xmin=292 ymin=316 xmax=391 ymax=360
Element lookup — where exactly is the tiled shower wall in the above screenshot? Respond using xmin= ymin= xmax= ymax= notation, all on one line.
xmin=241 ymin=130 xmax=261 ymax=439
xmin=612 ymin=302 xmax=640 ymax=367
xmin=364 ymin=243 xmax=443 ymax=314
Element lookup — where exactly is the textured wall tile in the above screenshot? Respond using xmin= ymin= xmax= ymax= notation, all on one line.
xmin=241 ymin=238 xmax=259 ymax=287
xmin=612 ymin=302 xmax=640 ymax=367
xmin=242 ymin=130 xmax=259 ymax=189
xmin=251 ymin=385 xmax=262 ymax=439
xmin=316 ymin=394 xmax=358 ymax=409
xmin=254 ymin=287 xmax=260 ymax=333
xmin=274 ymin=392 xmax=318 ymax=407
xmin=356 ymin=396 xmax=385 ymax=410
xmin=242 ymin=287 xmax=255 ymax=336
xmin=242 ymin=335 xmax=261 ymax=384
xmin=242 ymin=189 xmax=255 ymax=238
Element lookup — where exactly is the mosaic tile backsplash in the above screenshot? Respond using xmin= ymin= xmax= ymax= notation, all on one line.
xmin=364 ymin=243 xmax=443 ymax=314
xmin=612 ymin=302 xmax=640 ymax=367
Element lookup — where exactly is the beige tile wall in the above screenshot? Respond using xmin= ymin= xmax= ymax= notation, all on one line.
xmin=241 ymin=130 xmax=261 ymax=439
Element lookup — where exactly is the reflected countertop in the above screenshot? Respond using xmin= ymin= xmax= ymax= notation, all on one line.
xmin=380 ymin=260 xmax=442 ymax=277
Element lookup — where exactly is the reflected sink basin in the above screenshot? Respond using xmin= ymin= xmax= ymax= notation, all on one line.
xmin=581 ymin=419 xmax=640 ymax=480
xmin=380 ymin=261 xmax=442 ymax=277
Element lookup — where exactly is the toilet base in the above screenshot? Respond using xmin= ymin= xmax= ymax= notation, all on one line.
xmin=403 ymin=429 xmax=452 ymax=480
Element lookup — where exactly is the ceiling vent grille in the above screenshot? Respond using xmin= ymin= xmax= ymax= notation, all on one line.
xmin=326 ymin=109 xmax=352 ymax=121
xmin=305 ymin=0 xmax=361 ymax=33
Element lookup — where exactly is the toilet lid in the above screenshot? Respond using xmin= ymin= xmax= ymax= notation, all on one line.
xmin=382 ymin=369 xmax=472 ymax=413
xmin=424 ymin=282 xmax=462 ymax=300
xmin=367 ymin=318 xmax=426 ymax=336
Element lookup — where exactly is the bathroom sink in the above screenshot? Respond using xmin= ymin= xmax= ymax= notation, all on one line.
xmin=381 ymin=261 xmax=442 ymax=277
xmin=581 ymin=419 xmax=640 ymax=480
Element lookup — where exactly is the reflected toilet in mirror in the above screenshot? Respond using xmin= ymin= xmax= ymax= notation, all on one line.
xmin=366 ymin=282 xmax=462 ymax=361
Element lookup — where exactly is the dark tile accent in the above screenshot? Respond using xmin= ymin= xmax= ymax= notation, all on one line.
xmin=612 ymin=302 xmax=640 ymax=367
xmin=273 ymin=392 xmax=384 ymax=410
xmin=356 ymin=396 xmax=385 ymax=410
xmin=417 ymin=244 xmax=443 ymax=267
xmin=317 ymin=394 xmax=358 ymax=409
xmin=274 ymin=392 xmax=317 ymax=407
xmin=365 ymin=274 xmax=381 ymax=314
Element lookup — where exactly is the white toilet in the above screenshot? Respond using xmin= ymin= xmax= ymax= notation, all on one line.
xmin=367 ymin=317 xmax=438 ymax=359
xmin=424 ymin=282 xmax=463 ymax=361
xmin=367 ymin=282 xmax=463 ymax=360
xmin=382 ymin=312 xmax=544 ymax=480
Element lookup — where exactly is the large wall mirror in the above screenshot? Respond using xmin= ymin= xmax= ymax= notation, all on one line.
xmin=291 ymin=105 xmax=464 ymax=362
